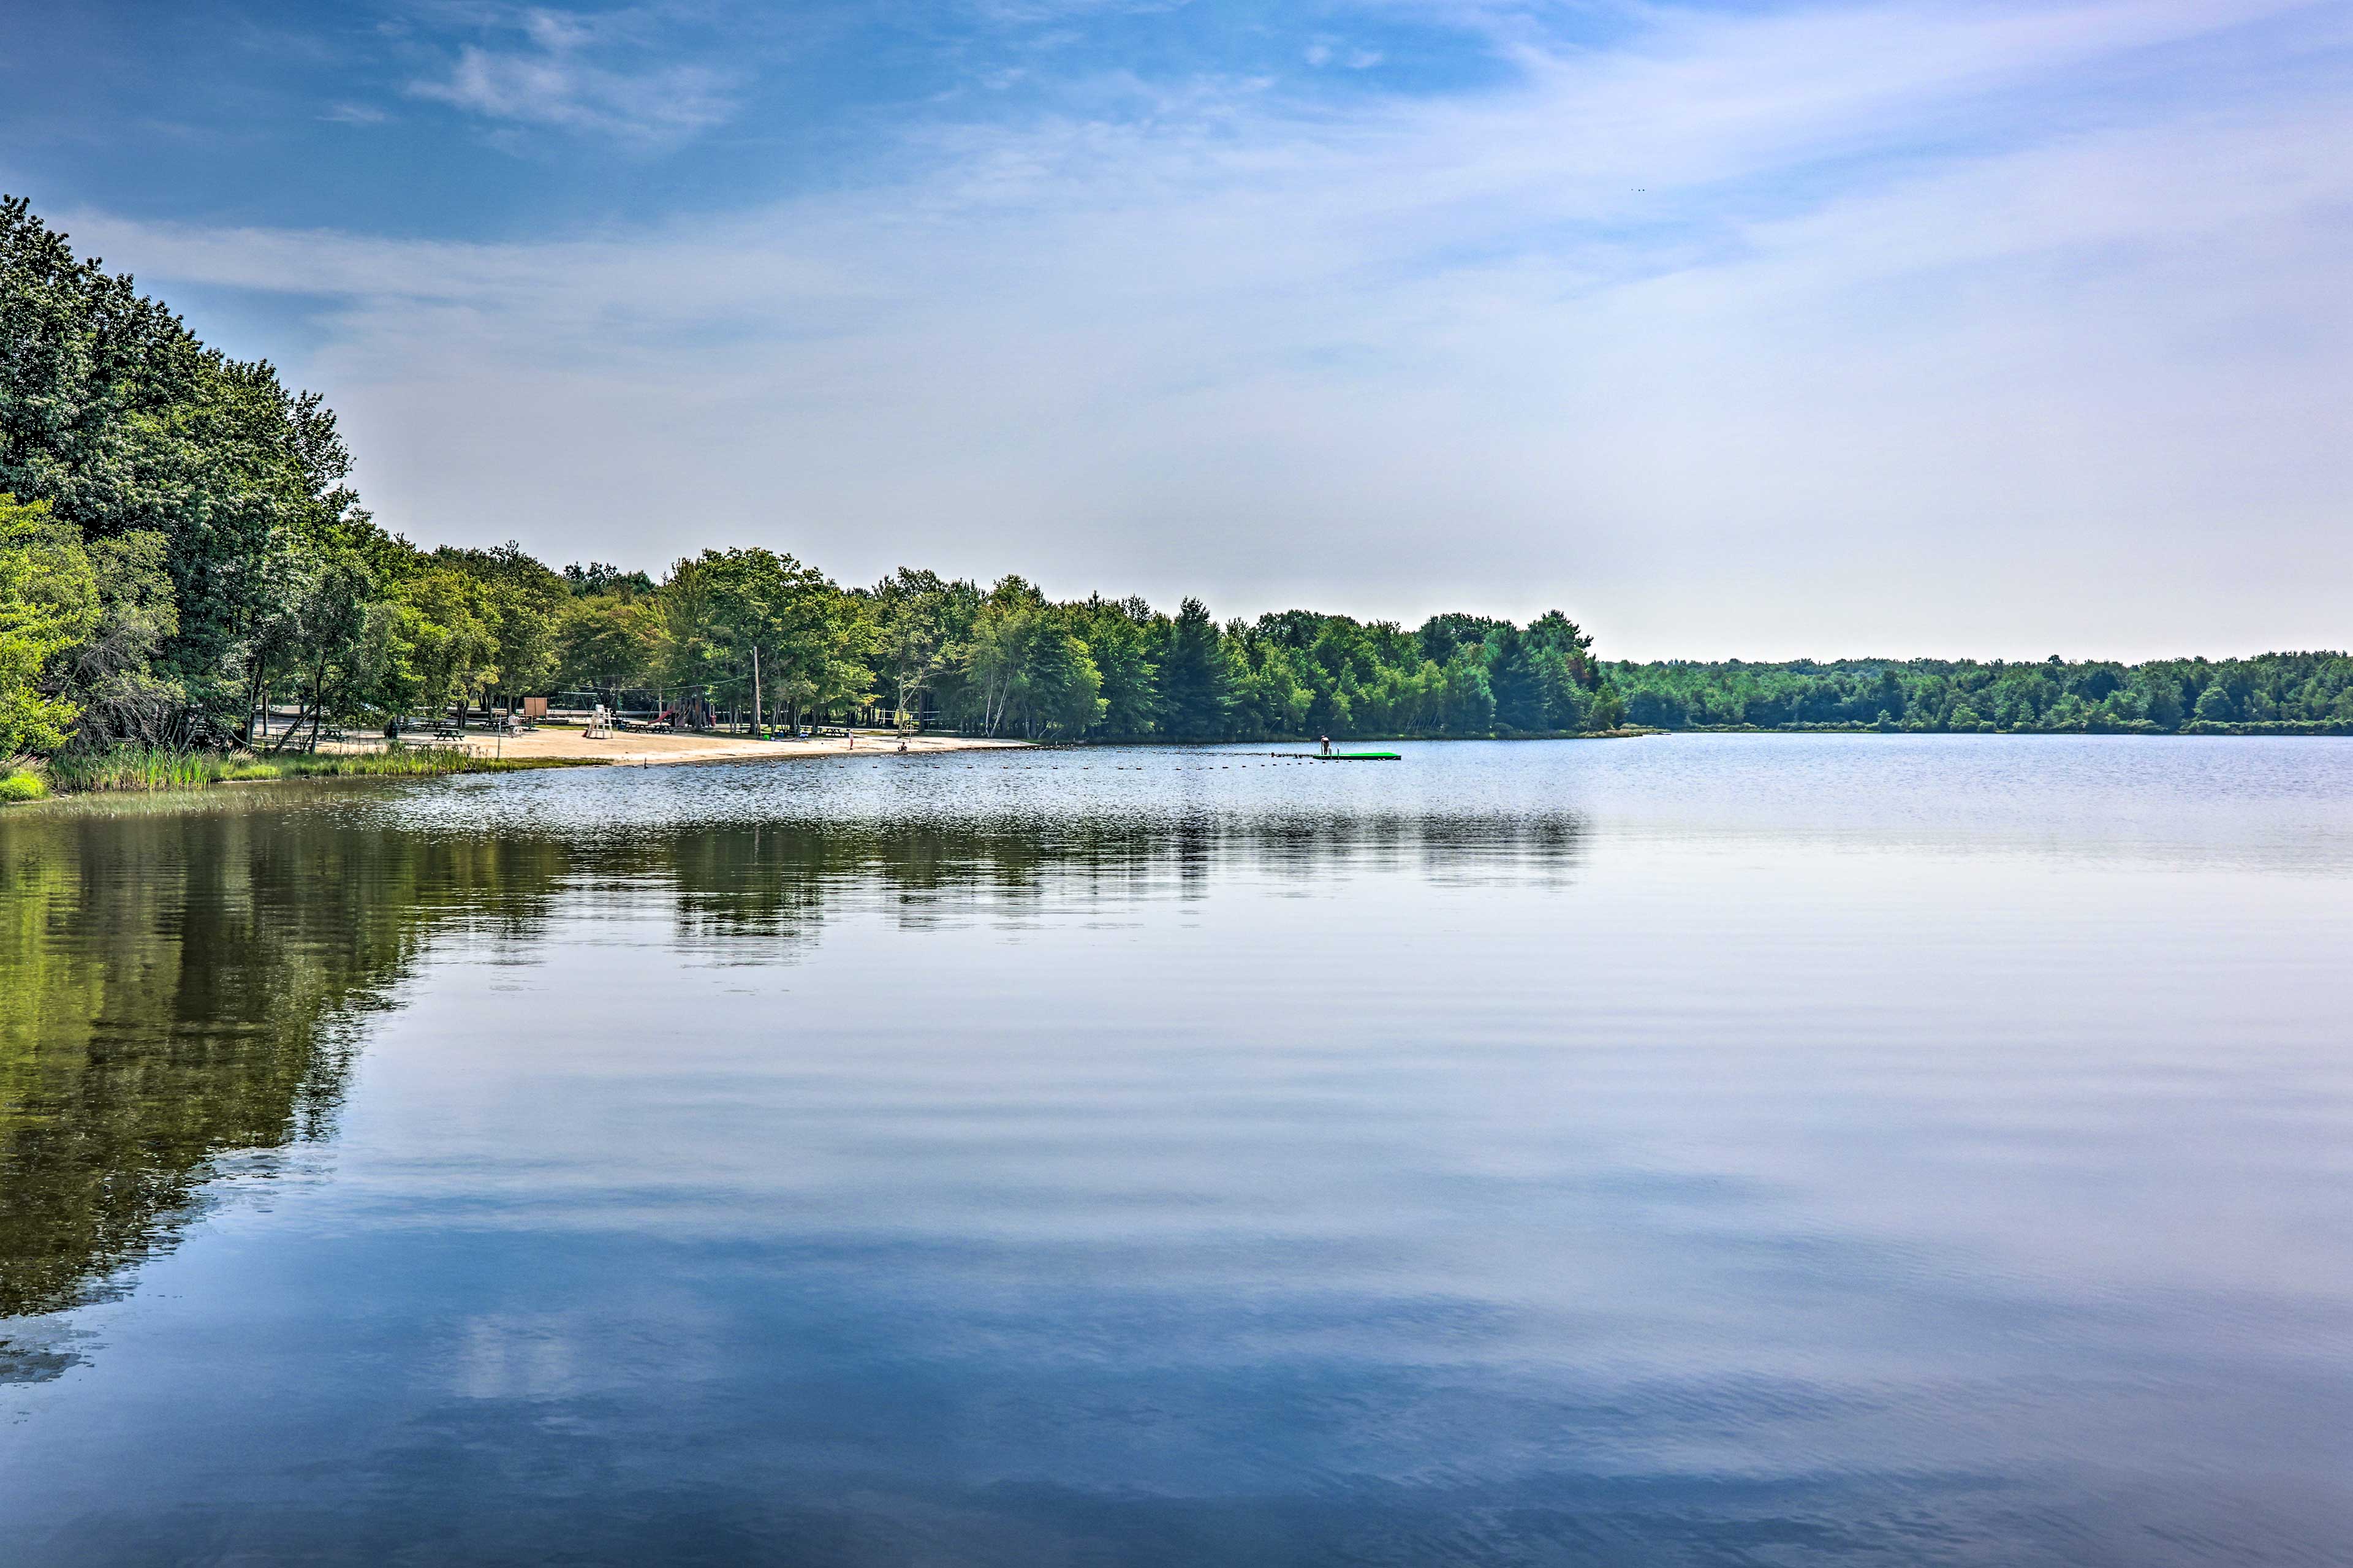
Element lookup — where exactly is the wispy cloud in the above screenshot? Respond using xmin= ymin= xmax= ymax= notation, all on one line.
xmin=66 ymin=0 xmax=2353 ymax=657
xmin=1303 ymin=39 xmax=1381 ymax=70
xmin=406 ymin=6 xmax=743 ymax=142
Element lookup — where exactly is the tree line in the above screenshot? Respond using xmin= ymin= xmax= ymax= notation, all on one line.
xmin=550 ymin=570 xmax=1620 ymax=741
xmin=1612 ymin=654 xmax=2353 ymax=735
xmin=9 ymin=194 xmax=2340 ymax=761
xmin=0 ymin=195 xmax=1615 ymax=757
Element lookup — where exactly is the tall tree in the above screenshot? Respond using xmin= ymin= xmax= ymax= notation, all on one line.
xmin=0 ymin=494 xmax=96 ymax=756
xmin=1484 ymin=624 xmax=1545 ymax=731
xmin=959 ymin=581 xmax=1104 ymax=739
xmin=391 ymin=567 xmax=498 ymax=725
xmin=656 ymin=548 xmax=874 ymax=730
xmin=872 ymin=567 xmax=978 ymax=727
xmin=1156 ymin=597 xmax=1233 ymax=739
xmin=1 ymin=197 xmax=375 ymax=733
xmin=555 ymin=593 xmax=657 ymax=706
xmin=430 ymin=542 xmax=568 ymax=707
xmin=1065 ymin=594 xmax=1159 ymax=738
xmin=48 ymin=527 xmax=178 ymax=743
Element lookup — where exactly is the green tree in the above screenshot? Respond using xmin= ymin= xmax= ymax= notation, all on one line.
xmin=561 ymin=561 xmax=654 ymax=596
xmin=1157 ymin=597 xmax=1233 ymax=738
xmin=2 ymin=197 xmax=378 ymax=735
xmin=1417 ymin=613 xmax=1506 ymax=667
xmin=654 ymin=549 xmax=873 ymax=730
xmin=1235 ymin=642 xmax=1314 ymax=740
xmin=871 ymin=567 xmax=979 ymax=728
xmin=555 ymin=593 xmax=657 ymax=705
xmin=1065 ymin=594 xmax=1158 ymax=738
xmin=1441 ymin=642 xmax=1495 ymax=732
xmin=430 ymin=542 xmax=567 ymax=705
xmin=47 ymin=527 xmax=179 ymax=743
xmin=1485 ymin=624 xmax=1547 ymax=730
xmin=392 ymin=567 xmax=498 ymax=725
xmin=958 ymin=578 xmax=1102 ymax=738
xmin=0 ymin=494 xmax=96 ymax=756
xmin=258 ymin=548 xmax=382 ymax=751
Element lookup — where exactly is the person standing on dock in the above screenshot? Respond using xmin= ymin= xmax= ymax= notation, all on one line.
xmin=1319 ymin=735 xmax=1332 ymax=756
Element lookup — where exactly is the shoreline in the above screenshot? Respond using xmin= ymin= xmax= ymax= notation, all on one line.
xmin=409 ymin=727 xmax=1031 ymax=767
xmin=0 ymin=729 xmax=1033 ymax=810
xmin=16 ymin=721 xmax=2339 ymax=812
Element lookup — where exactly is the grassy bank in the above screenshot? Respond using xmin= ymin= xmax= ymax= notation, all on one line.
xmin=4 ymin=743 xmax=586 ymax=802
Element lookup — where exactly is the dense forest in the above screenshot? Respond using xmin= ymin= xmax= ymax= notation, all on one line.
xmin=1610 ymin=655 xmax=2353 ymax=735
xmin=0 ymin=195 xmax=1612 ymax=765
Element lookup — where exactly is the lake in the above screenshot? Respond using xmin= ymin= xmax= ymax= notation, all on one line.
xmin=2 ymin=736 xmax=2349 ymax=1566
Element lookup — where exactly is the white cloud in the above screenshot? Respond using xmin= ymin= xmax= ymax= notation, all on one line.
xmin=406 ymin=6 xmax=741 ymax=140
xmin=66 ymin=0 xmax=2353 ymax=658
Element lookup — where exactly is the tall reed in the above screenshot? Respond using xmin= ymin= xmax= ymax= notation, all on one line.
xmin=39 ymin=743 xmax=555 ymax=795
xmin=45 ymin=746 xmax=230 ymax=793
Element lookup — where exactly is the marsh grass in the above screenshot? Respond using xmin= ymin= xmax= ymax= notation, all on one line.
xmin=34 ymin=743 xmax=580 ymax=797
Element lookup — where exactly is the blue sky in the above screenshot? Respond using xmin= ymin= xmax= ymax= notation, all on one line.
xmin=6 ymin=1 xmax=2349 ymax=657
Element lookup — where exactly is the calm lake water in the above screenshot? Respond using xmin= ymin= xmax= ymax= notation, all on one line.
xmin=2 ymin=736 xmax=2349 ymax=1566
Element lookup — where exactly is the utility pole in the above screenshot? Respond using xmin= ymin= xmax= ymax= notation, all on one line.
xmin=751 ymin=645 xmax=763 ymax=739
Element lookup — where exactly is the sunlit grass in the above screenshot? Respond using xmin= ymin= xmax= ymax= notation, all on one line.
xmin=32 ymin=743 xmax=585 ymax=797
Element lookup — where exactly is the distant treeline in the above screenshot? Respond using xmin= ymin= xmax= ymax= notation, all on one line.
xmin=0 ymin=194 xmax=1613 ymax=757
xmin=1611 ymin=654 xmax=2353 ymax=735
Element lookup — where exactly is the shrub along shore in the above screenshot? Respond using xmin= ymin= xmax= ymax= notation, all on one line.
xmin=2 ymin=743 xmax=585 ymax=802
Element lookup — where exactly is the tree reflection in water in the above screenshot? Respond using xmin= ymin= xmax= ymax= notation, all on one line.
xmin=1 ymin=782 xmax=1586 ymax=1374
xmin=0 ymin=797 xmax=576 ymax=1344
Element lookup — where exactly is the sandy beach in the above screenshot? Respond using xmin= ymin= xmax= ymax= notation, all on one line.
xmin=386 ymin=726 xmax=1028 ymax=768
